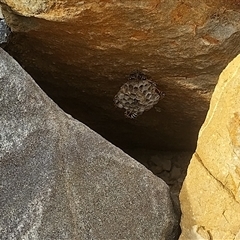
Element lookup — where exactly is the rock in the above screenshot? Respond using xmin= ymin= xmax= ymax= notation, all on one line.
xmin=0 ymin=48 xmax=178 ymax=239
xmin=170 ymin=166 xmax=182 ymax=180
xmin=2 ymin=1 xmax=240 ymax=151
xmin=180 ymin=54 xmax=240 ymax=239
xmin=150 ymin=155 xmax=161 ymax=165
xmin=162 ymin=159 xmax=172 ymax=172
xmin=0 ymin=18 xmax=11 ymax=47
xmin=150 ymin=165 xmax=163 ymax=175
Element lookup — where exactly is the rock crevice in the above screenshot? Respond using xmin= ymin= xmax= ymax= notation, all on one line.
xmin=2 ymin=0 xmax=240 ymax=150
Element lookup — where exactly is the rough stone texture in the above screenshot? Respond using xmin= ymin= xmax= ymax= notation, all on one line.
xmin=180 ymin=54 xmax=240 ymax=239
xmin=0 ymin=48 xmax=178 ymax=239
xmin=2 ymin=1 xmax=240 ymax=151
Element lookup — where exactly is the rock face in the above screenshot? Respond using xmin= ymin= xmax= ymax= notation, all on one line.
xmin=2 ymin=1 xmax=240 ymax=151
xmin=180 ymin=54 xmax=240 ymax=239
xmin=0 ymin=48 xmax=178 ymax=239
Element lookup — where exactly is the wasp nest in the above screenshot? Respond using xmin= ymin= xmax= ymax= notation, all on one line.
xmin=114 ymin=71 xmax=165 ymax=118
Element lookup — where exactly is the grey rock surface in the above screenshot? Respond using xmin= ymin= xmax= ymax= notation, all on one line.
xmin=0 ymin=48 xmax=178 ymax=239
xmin=0 ymin=18 xmax=10 ymax=45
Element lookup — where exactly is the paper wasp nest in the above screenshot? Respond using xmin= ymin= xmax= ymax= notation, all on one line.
xmin=114 ymin=71 xmax=165 ymax=118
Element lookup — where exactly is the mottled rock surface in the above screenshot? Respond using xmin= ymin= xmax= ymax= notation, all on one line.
xmin=0 ymin=48 xmax=178 ymax=239
xmin=2 ymin=1 xmax=240 ymax=150
xmin=180 ymin=54 xmax=240 ymax=239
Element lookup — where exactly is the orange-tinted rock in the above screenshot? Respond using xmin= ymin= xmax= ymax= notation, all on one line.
xmin=2 ymin=0 xmax=240 ymax=150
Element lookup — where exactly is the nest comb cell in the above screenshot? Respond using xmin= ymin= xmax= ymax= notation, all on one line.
xmin=114 ymin=71 xmax=165 ymax=119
